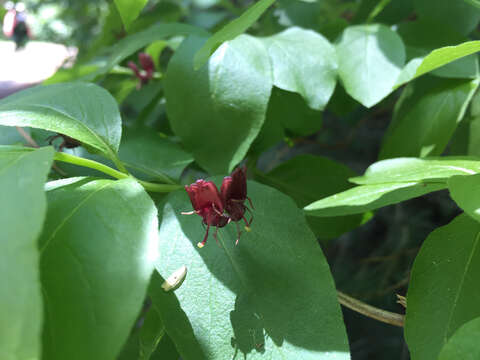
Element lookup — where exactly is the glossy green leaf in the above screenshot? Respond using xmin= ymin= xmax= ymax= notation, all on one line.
xmin=304 ymin=182 xmax=445 ymax=217
xmin=438 ymin=317 xmax=480 ymax=360
xmin=165 ymin=35 xmax=272 ymax=174
xmin=448 ymin=173 xmax=480 ymax=222
xmin=0 ymin=83 xmax=123 ymax=166
xmin=351 ymin=157 xmax=480 ymax=185
xmin=380 ymin=77 xmax=478 ymax=159
xmin=114 ymin=0 xmax=148 ymax=30
xmin=90 ymin=23 xmax=208 ymax=79
xmin=119 ymin=128 xmax=194 ymax=182
xmin=405 ymin=214 xmax=480 ymax=360
xmin=261 ymin=27 xmax=337 ymax=110
xmin=193 ymin=0 xmax=275 ymax=69
xmin=262 ymin=154 xmax=368 ymax=239
xmin=414 ymin=0 xmax=480 ymax=36
xmin=336 ymin=24 xmax=405 ymax=107
xmin=0 ymin=146 xmax=53 ymax=360
xmin=153 ymin=181 xmax=350 ymax=359
xmin=396 ymin=40 xmax=480 ymax=86
xmin=252 ymin=88 xmax=322 ymax=152
xmin=40 ymin=177 xmax=158 ymax=360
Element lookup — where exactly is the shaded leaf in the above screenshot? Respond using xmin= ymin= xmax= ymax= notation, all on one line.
xmin=262 ymin=154 xmax=369 ymax=239
xmin=0 ymin=83 xmax=123 ymax=166
xmin=438 ymin=317 xmax=480 ymax=360
xmin=336 ymin=24 xmax=405 ymax=107
xmin=0 ymin=125 xmax=29 ymax=145
xmin=304 ymin=182 xmax=445 ymax=217
xmin=119 ymin=128 xmax=193 ymax=182
xmin=380 ymin=77 xmax=478 ymax=159
xmin=114 ymin=0 xmax=148 ymax=30
xmin=149 ymin=272 xmax=205 ymax=360
xmin=448 ymin=173 xmax=480 ymax=223
xmin=405 ymin=214 xmax=480 ymax=360
xmin=153 ymin=181 xmax=350 ymax=359
xmin=193 ymin=0 xmax=275 ymax=69
xmin=40 ymin=177 xmax=158 ymax=360
xmin=91 ymin=23 xmax=208 ymax=80
xmin=165 ymin=35 xmax=272 ymax=174
xmin=0 ymin=146 xmax=53 ymax=360
xmin=414 ymin=0 xmax=480 ymax=36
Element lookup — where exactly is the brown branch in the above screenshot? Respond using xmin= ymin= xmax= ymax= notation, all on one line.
xmin=337 ymin=291 xmax=405 ymax=327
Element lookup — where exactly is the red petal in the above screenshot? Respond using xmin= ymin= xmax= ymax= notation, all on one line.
xmin=227 ymin=167 xmax=247 ymax=201
xmin=185 ymin=180 xmax=224 ymax=212
xmin=139 ymin=52 xmax=155 ymax=72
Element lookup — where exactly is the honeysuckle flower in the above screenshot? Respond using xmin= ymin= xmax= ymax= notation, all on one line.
xmin=183 ymin=167 xmax=254 ymax=248
xmin=128 ymin=52 xmax=155 ymax=89
xmin=221 ymin=166 xmax=253 ymax=225
xmin=221 ymin=166 xmax=254 ymax=244
xmin=183 ymin=179 xmax=229 ymax=248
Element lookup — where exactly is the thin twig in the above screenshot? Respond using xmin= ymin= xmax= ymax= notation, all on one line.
xmin=15 ymin=126 xmax=38 ymax=147
xmin=337 ymin=291 xmax=405 ymax=327
xmin=15 ymin=126 xmax=67 ymax=176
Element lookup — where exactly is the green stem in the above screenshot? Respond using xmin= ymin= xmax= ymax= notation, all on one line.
xmin=53 ymin=152 xmax=182 ymax=193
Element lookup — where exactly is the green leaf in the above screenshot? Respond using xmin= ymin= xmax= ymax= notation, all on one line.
xmin=438 ymin=317 xmax=480 ymax=360
xmin=193 ymin=0 xmax=276 ymax=69
xmin=414 ymin=0 xmax=480 ymax=36
xmin=40 ymin=177 xmax=158 ymax=360
xmin=304 ymin=182 xmax=445 ymax=217
xmin=405 ymin=214 xmax=480 ymax=360
xmin=119 ymin=128 xmax=194 ymax=182
xmin=114 ymin=0 xmax=148 ymax=30
xmin=464 ymin=0 xmax=480 ymax=9
xmin=0 ymin=146 xmax=53 ymax=360
xmin=262 ymin=154 xmax=369 ymax=239
xmin=448 ymin=173 xmax=480 ymax=222
xmin=351 ymin=157 xmax=480 ymax=185
xmin=0 ymin=125 xmax=29 ymax=145
xmin=336 ymin=24 xmax=406 ymax=107
xmin=148 ymin=272 xmax=205 ymax=360
xmin=0 ymin=83 xmax=123 ymax=167
xmin=165 ymin=35 xmax=272 ymax=174
xmin=90 ymin=23 xmax=208 ymax=80
xmin=260 ymin=27 xmax=337 ymax=110
xmin=396 ymin=41 xmax=480 ymax=86
xmin=150 ymin=333 xmax=180 ymax=360
xmin=118 ymin=302 xmax=166 ymax=360
xmin=153 ymin=182 xmax=350 ymax=359
xmin=380 ymin=77 xmax=478 ymax=159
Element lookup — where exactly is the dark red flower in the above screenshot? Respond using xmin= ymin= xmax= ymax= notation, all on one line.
xmin=128 ymin=52 xmax=155 ymax=88
xmin=183 ymin=179 xmax=229 ymax=248
xmin=139 ymin=53 xmax=154 ymax=76
xmin=221 ymin=166 xmax=254 ymax=244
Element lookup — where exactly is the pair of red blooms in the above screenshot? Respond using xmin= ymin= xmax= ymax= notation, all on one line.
xmin=183 ymin=167 xmax=253 ymax=248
